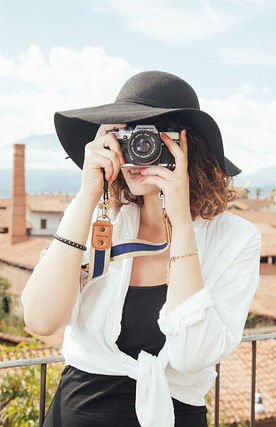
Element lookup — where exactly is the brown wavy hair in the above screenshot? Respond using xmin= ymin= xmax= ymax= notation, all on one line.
xmin=100 ymin=115 xmax=238 ymax=221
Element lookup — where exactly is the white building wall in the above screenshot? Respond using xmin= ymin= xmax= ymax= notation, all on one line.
xmin=27 ymin=211 xmax=62 ymax=236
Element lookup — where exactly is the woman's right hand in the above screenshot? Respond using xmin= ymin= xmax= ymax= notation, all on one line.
xmin=80 ymin=123 xmax=127 ymax=197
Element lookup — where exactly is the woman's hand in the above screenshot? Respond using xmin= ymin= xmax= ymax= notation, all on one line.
xmin=80 ymin=123 xmax=127 ymax=197
xmin=139 ymin=130 xmax=192 ymax=227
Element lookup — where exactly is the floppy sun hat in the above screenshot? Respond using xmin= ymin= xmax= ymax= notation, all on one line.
xmin=53 ymin=71 xmax=242 ymax=285
xmin=54 ymin=70 xmax=242 ymax=177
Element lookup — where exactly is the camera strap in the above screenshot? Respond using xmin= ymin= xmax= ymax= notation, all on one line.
xmin=84 ymin=175 xmax=172 ymax=283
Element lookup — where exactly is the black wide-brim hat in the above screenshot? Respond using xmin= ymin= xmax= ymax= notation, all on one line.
xmin=54 ymin=70 xmax=242 ymax=177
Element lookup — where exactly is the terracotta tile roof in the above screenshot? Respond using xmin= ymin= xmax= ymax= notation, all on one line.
xmin=227 ymin=209 xmax=276 ymax=256
xmin=0 ymin=198 xmax=8 ymax=209
xmin=251 ymin=276 xmax=276 ymax=320
xmin=0 ymin=208 xmax=9 ymax=227
xmin=0 ymin=194 xmax=76 ymax=268
xmin=258 ymin=234 xmax=276 ymax=257
xmin=0 ymin=332 xmax=34 ymax=344
xmin=0 ymin=343 xmax=62 ymax=363
xmin=0 ymin=234 xmax=52 ymax=269
xmin=26 ymin=193 xmax=75 ymax=212
xmin=24 ymin=326 xmax=65 ymax=350
xmin=0 ymin=193 xmax=75 ymax=230
xmin=207 ymin=331 xmax=276 ymax=424
xmin=228 ymin=198 xmax=271 ymax=211
xmin=228 ymin=208 xmax=276 ymax=228
xmin=0 ymin=339 xmax=63 ymax=379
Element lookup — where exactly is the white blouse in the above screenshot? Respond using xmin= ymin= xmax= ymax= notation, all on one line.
xmin=21 ymin=197 xmax=262 ymax=427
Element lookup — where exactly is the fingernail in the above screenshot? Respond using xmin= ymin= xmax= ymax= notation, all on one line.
xmin=121 ymin=157 xmax=125 ymax=164
xmin=161 ymin=132 xmax=170 ymax=139
xmin=182 ymin=129 xmax=186 ymax=137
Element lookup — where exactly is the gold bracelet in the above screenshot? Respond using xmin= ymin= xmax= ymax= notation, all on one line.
xmin=166 ymin=249 xmax=199 ymax=284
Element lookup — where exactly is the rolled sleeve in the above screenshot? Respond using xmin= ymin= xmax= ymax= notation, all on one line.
xmin=157 ymin=287 xmax=213 ymax=335
xmin=156 ymin=225 xmax=262 ymax=374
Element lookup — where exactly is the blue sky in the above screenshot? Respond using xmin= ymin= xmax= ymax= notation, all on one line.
xmin=1 ymin=0 xmax=276 ymax=177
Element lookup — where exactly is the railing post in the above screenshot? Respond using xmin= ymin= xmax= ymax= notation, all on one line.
xmin=250 ymin=340 xmax=257 ymax=427
xmin=215 ymin=363 xmax=220 ymax=427
xmin=39 ymin=363 xmax=47 ymax=427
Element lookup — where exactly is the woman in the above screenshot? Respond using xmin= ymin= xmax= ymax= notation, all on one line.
xmin=21 ymin=71 xmax=262 ymax=427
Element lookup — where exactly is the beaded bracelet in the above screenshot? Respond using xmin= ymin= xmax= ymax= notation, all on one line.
xmin=53 ymin=233 xmax=87 ymax=251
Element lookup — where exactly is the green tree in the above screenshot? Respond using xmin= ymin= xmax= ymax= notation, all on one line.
xmin=0 ymin=276 xmax=29 ymax=337
xmin=0 ymin=340 xmax=64 ymax=426
xmin=255 ymin=188 xmax=261 ymax=198
xmin=0 ymin=277 xmax=11 ymax=318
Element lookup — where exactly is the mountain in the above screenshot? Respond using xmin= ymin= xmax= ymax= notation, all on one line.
xmin=0 ymin=133 xmax=275 ymax=198
xmin=0 ymin=169 xmax=82 ymax=197
xmin=234 ymin=167 xmax=276 ymax=198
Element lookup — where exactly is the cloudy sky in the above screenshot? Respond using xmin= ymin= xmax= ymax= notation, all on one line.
xmin=0 ymin=0 xmax=276 ymax=178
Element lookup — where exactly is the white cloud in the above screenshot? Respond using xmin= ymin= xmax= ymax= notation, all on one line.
xmin=241 ymin=83 xmax=255 ymax=93
xmin=240 ymin=83 xmax=271 ymax=94
xmin=201 ymin=94 xmax=276 ymax=175
xmin=220 ymin=48 xmax=276 ymax=68
xmin=231 ymin=0 xmax=273 ymax=4
xmin=85 ymin=0 xmax=227 ymax=44
xmin=85 ymin=0 xmax=275 ymax=47
xmin=0 ymin=45 xmax=140 ymax=156
xmin=0 ymin=45 xmax=139 ymax=96
xmin=0 ymin=56 xmax=15 ymax=77
xmin=0 ymin=45 xmax=276 ymax=177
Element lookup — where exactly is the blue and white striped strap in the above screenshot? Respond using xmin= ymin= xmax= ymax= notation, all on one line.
xmin=86 ymin=238 xmax=170 ymax=281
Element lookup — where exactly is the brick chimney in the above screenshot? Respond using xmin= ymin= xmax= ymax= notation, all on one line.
xmin=9 ymin=144 xmax=27 ymax=244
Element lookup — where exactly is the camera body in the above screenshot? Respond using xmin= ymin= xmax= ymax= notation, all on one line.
xmin=108 ymin=125 xmax=180 ymax=170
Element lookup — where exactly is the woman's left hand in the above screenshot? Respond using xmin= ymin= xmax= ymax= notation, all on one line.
xmin=139 ymin=130 xmax=192 ymax=227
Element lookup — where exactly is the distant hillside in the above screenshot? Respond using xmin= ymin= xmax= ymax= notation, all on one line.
xmin=1 ymin=166 xmax=275 ymax=199
xmin=233 ymin=167 xmax=276 ymax=198
xmin=1 ymin=133 xmax=83 ymax=197
xmin=0 ymin=168 xmax=82 ymax=197
xmin=1 ymin=133 xmax=275 ymax=198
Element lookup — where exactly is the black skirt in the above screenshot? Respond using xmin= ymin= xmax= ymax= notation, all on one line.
xmin=42 ymin=285 xmax=208 ymax=427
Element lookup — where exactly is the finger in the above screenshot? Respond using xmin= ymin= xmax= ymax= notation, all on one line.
xmin=179 ymin=129 xmax=188 ymax=156
xmin=161 ymin=131 xmax=187 ymax=173
xmin=140 ymin=165 xmax=173 ymax=181
xmin=140 ymin=174 xmax=168 ymax=190
xmin=96 ymin=147 xmax=121 ymax=179
xmin=161 ymin=132 xmax=185 ymax=159
xmin=91 ymin=152 xmax=114 ymax=182
xmin=96 ymin=123 xmax=127 ymax=139
xmin=88 ymin=133 xmax=125 ymax=165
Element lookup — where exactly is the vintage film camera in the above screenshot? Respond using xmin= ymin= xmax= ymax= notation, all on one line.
xmin=108 ymin=125 xmax=180 ymax=170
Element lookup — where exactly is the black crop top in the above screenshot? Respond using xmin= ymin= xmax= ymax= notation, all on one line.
xmin=116 ymin=283 xmax=168 ymax=358
xmin=57 ymin=285 xmax=207 ymax=422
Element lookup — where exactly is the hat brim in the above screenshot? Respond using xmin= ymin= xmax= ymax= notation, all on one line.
xmin=54 ymin=101 xmax=242 ymax=177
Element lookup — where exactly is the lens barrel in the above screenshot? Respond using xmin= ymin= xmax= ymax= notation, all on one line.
xmin=128 ymin=130 xmax=162 ymax=164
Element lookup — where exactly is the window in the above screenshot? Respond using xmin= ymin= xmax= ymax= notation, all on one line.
xmin=41 ymin=219 xmax=47 ymax=229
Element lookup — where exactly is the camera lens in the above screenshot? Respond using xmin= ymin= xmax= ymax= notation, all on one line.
xmin=128 ymin=131 xmax=162 ymax=164
xmin=136 ymin=138 xmax=151 ymax=154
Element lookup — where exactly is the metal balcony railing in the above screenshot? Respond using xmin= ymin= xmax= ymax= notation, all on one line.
xmin=214 ymin=332 xmax=276 ymax=427
xmin=0 ymin=332 xmax=276 ymax=427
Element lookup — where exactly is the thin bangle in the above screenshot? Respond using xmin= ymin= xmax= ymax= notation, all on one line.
xmin=53 ymin=233 xmax=87 ymax=251
xmin=167 ymin=249 xmax=198 ymax=283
